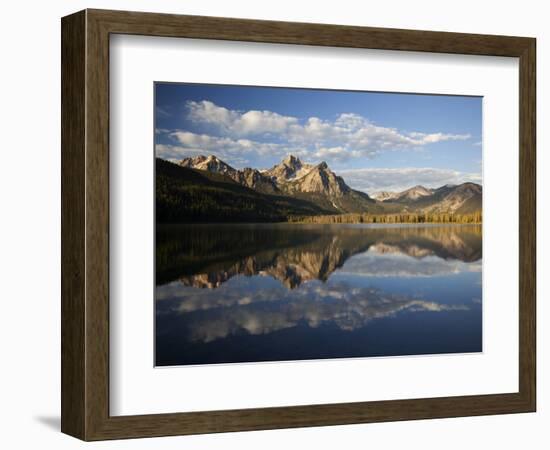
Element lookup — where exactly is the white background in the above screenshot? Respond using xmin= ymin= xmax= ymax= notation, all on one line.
xmin=110 ymin=36 xmax=519 ymax=416
xmin=0 ymin=0 xmax=547 ymax=449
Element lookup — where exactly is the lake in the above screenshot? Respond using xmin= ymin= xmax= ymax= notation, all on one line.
xmin=155 ymin=223 xmax=482 ymax=366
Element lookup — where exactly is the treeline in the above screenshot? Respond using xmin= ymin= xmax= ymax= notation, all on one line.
xmin=288 ymin=211 xmax=482 ymax=224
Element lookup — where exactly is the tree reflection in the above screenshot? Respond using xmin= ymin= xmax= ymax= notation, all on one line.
xmin=156 ymin=224 xmax=481 ymax=289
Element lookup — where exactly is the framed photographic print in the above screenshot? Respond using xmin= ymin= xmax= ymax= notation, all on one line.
xmin=61 ymin=9 xmax=536 ymax=440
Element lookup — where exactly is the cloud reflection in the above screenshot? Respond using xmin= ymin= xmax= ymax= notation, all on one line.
xmin=339 ymin=251 xmax=482 ymax=278
xmin=157 ymin=281 xmax=468 ymax=343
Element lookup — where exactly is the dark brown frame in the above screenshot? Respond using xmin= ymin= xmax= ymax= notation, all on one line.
xmin=61 ymin=9 xmax=536 ymax=441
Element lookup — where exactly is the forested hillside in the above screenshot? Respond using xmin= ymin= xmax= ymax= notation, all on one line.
xmin=156 ymin=158 xmax=331 ymax=223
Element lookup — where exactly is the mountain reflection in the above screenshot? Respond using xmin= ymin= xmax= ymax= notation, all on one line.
xmin=155 ymin=224 xmax=482 ymax=364
xmin=156 ymin=224 xmax=482 ymax=289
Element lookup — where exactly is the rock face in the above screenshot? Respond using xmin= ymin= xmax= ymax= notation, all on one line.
xmin=263 ymin=155 xmax=314 ymax=183
xmin=238 ymin=167 xmax=279 ymax=193
xmin=283 ymin=162 xmax=349 ymax=197
xmin=395 ymin=185 xmax=434 ymax=201
xmin=179 ymin=154 xmax=378 ymax=213
xmin=377 ymin=185 xmax=434 ymax=202
xmin=425 ymin=182 xmax=482 ymax=214
xmin=179 ymin=155 xmax=278 ymax=193
xmin=373 ymin=191 xmax=398 ymax=202
xmin=179 ymin=155 xmax=234 ymax=175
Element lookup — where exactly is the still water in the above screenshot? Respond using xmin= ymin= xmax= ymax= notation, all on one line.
xmin=155 ymin=223 xmax=482 ymax=366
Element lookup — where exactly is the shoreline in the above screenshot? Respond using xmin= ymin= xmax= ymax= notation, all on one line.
xmin=287 ymin=212 xmax=482 ymax=225
xmin=157 ymin=221 xmax=482 ymax=227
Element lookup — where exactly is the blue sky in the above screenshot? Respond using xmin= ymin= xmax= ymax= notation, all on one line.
xmin=155 ymin=83 xmax=482 ymax=193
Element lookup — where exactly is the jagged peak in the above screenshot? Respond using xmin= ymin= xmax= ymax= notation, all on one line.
xmin=180 ymin=154 xmax=203 ymax=163
xmin=373 ymin=191 xmax=397 ymax=201
xmin=317 ymin=161 xmax=328 ymax=170
xmin=283 ymin=154 xmax=300 ymax=165
xmin=400 ymin=185 xmax=432 ymax=195
xmin=179 ymin=154 xmax=237 ymax=174
xmin=453 ymin=182 xmax=482 ymax=192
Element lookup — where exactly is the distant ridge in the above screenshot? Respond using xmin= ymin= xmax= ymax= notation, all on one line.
xmin=159 ymin=154 xmax=482 ymax=222
xmin=375 ymin=182 xmax=482 ymax=214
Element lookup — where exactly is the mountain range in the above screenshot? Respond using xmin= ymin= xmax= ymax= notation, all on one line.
xmin=179 ymin=154 xmax=377 ymax=214
xmin=156 ymin=154 xmax=481 ymax=223
xmin=373 ymin=183 xmax=482 ymax=214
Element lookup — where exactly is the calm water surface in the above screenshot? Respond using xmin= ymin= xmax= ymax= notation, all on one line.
xmin=155 ymin=223 xmax=482 ymax=366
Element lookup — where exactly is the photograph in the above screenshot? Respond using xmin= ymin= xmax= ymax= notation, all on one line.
xmin=154 ymin=83 xmax=483 ymax=367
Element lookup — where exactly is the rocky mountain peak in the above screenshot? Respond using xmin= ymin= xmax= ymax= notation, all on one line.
xmin=179 ymin=155 xmax=205 ymax=167
xmin=265 ymin=155 xmax=313 ymax=183
xmin=373 ymin=191 xmax=398 ymax=202
xmin=454 ymin=182 xmax=482 ymax=193
xmin=288 ymin=160 xmax=349 ymax=198
xmin=317 ymin=161 xmax=328 ymax=170
xmin=205 ymin=154 xmax=220 ymax=162
xmin=398 ymin=185 xmax=433 ymax=200
xmin=179 ymin=154 xmax=234 ymax=175
xmin=179 ymin=154 xmax=280 ymax=194
xmin=283 ymin=154 xmax=301 ymax=167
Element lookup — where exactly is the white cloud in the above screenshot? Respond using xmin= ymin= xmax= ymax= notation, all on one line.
xmin=155 ymin=144 xmax=205 ymax=161
xmin=155 ymin=106 xmax=170 ymax=117
xmin=409 ymin=131 xmax=471 ymax=144
xmin=313 ymin=146 xmax=360 ymax=160
xmin=156 ymin=128 xmax=310 ymax=167
xmin=187 ymin=100 xmax=298 ymax=136
xmin=155 ymin=143 xmax=253 ymax=167
xmin=336 ymin=167 xmax=482 ymax=194
xmin=181 ymin=100 xmax=472 ymax=162
xmin=186 ymin=100 xmax=239 ymax=128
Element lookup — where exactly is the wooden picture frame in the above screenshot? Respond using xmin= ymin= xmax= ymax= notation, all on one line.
xmin=61 ymin=8 xmax=536 ymax=441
